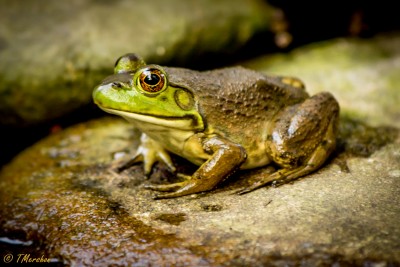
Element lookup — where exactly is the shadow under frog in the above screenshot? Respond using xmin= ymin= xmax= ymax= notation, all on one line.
xmin=93 ymin=53 xmax=396 ymax=199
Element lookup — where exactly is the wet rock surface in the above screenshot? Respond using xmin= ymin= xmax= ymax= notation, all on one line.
xmin=1 ymin=33 xmax=400 ymax=266
xmin=0 ymin=117 xmax=399 ymax=266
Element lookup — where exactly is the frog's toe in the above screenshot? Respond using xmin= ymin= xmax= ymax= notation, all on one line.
xmin=176 ymin=173 xmax=192 ymax=180
xmin=150 ymin=180 xmax=215 ymax=199
xmin=235 ymin=170 xmax=284 ymax=195
xmin=144 ymin=182 xmax=185 ymax=192
xmin=235 ymin=181 xmax=273 ymax=195
xmin=156 ymin=150 xmax=176 ymax=173
xmin=235 ymin=187 xmax=256 ymax=195
xmin=147 ymin=180 xmax=206 ymax=199
xmin=153 ymin=190 xmax=203 ymax=200
xmin=153 ymin=192 xmax=181 ymax=200
xmin=143 ymin=157 xmax=155 ymax=177
xmin=115 ymin=153 xmax=143 ymax=173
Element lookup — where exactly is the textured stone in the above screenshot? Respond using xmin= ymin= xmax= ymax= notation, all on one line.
xmin=0 ymin=116 xmax=399 ymax=266
xmin=1 ymin=34 xmax=400 ymax=266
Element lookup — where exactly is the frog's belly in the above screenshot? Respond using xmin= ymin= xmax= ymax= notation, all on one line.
xmin=240 ymin=147 xmax=271 ymax=169
xmin=183 ymin=132 xmax=272 ymax=169
xmin=126 ymin=120 xmax=207 ymax=164
xmin=150 ymin=129 xmax=271 ymax=169
xmin=124 ymin=115 xmax=271 ymax=169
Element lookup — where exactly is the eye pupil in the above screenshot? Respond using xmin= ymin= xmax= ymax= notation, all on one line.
xmin=144 ymin=74 xmax=160 ymax=86
xmin=138 ymin=67 xmax=166 ymax=93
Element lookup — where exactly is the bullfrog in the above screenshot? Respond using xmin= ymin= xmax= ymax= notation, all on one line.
xmin=93 ymin=53 xmax=339 ymax=199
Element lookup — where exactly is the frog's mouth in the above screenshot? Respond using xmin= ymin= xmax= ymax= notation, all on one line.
xmin=99 ymin=107 xmax=203 ymax=131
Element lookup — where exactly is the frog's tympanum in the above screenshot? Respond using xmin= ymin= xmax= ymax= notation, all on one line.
xmin=93 ymin=54 xmax=339 ymax=199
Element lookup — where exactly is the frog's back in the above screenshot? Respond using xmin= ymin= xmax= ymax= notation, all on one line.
xmin=166 ymin=66 xmax=308 ymax=132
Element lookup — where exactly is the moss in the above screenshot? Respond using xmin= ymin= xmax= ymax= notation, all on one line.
xmin=337 ymin=116 xmax=399 ymax=157
xmin=0 ymin=0 xmax=273 ymax=126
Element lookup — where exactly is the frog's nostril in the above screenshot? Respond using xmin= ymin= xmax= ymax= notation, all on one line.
xmin=112 ymin=82 xmax=123 ymax=89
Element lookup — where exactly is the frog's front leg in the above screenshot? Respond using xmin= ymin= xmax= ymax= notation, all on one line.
xmin=117 ymin=133 xmax=176 ymax=176
xmin=146 ymin=135 xmax=247 ymax=199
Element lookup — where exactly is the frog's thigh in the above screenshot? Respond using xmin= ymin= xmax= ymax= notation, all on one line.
xmin=276 ymin=112 xmax=337 ymax=183
xmin=269 ymin=92 xmax=339 ymax=167
xmin=150 ymin=136 xmax=246 ymax=199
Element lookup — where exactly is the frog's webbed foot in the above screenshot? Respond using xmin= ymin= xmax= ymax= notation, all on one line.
xmin=116 ymin=133 xmax=175 ymax=176
xmin=149 ymin=175 xmax=228 ymax=200
xmin=146 ymin=135 xmax=246 ymax=199
xmin=236 ymin=157 xmax=324 ymax=195
xmin=235 ymin=166 xmax=310 ymax=195
xmin=151 ymin=181 xmax=209 ymax=200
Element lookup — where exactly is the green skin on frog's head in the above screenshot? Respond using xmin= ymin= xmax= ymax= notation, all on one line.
xmin=93 ymin=54 xmax=204 ymax=132
xmin=93 ymin=53 xmax=339 ymax=199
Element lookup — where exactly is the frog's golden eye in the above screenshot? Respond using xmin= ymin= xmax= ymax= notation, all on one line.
xmin=136 ymin=67 xmax=167 ymax=94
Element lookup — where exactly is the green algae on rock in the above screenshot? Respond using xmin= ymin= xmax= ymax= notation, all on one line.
xmin=0 ymin=0 xmax=273 ymax=126
xmin=0 ymin=116 xmax=399 ymax=266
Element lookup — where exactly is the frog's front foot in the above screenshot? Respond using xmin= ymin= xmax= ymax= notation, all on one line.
xmin=144 ymin=173 xmax=190 ymax=192
xmin=144 ymin=173 xmax=205 ymax=199
xmin=116 ymin=133 xmax=176 ymax=176
xmin=146 ymin=135 xmax=247 ymax=199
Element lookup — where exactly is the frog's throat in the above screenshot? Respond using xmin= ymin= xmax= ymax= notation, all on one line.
xmin=100 ymin=107 xmax=204 ymax=131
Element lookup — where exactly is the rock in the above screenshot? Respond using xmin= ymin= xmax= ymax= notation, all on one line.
xmin=1 ymin=34 xmax=400 ymax=265
xmin=0 ymin=0 xmax=272 ymax=126
xmin=0 ymin=116 xmax=399 ymax=266
xmin=244 ymin=32 xmax=400 ymax=128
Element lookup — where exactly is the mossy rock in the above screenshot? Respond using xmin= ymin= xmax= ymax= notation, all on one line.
xmin=0 ymin=0 xmax=272 ymax=126
xmin=244 ymin=32 xmax=400 ymax=128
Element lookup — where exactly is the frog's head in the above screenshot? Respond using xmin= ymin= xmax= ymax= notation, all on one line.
xmin=93 ymin=54 xmax=204 ymax=131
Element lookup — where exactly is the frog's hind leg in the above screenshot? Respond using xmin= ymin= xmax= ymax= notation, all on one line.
xmin=236 ymin=125 xmax=335 ymax=195
xmin=237 ymin=92 xmax=339 ymax=195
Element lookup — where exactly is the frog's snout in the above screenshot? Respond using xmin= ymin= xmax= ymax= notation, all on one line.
xmin=92 ymin=85 xmax=106 ymax=106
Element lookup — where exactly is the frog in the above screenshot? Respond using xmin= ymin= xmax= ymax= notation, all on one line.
xmin=93 ymin=53 xmax=339 ymax=199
